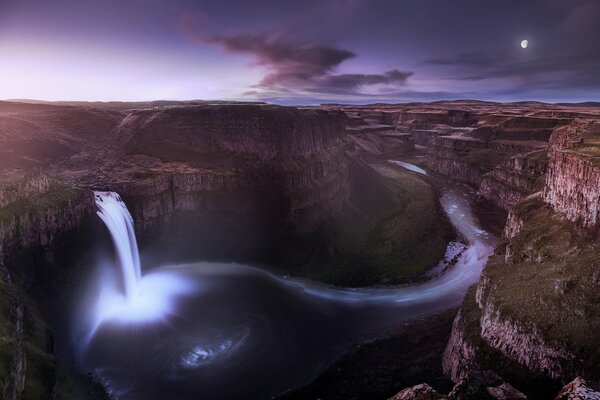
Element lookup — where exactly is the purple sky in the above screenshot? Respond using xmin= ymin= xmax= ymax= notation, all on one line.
xmin=1 ymin=0 xmax=599 ymax=104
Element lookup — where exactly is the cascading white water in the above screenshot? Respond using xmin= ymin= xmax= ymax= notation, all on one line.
xmin=94 ymin=191 xmax=142 ymax=300
xmin=81 ymin=191 xmax=193 ymax=339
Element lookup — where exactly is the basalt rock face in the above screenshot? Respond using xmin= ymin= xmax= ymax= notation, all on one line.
xmin=441 ymin=116 xmax=600 ymax=398
xmin=0 ymin=265 xmax=105 ymax=400
xmin=442 ymin=296 xmax=481 ymax=383
xmin=544 ymin=121 xmax=600 ymax=232
xmin=478 ymin=150 xmax=547 ymax=211
xmin=122 ymin=105 xmax=346 ymax=164
xmin=100 ymin=105 xmax=355 ymax=266
xmin=444 ymin=195 xmax=600 ymax=397
xmin=0 ymin=185 xmax=96 ymax=286
xmin=426 ymin=136 xmax=544 ymax=188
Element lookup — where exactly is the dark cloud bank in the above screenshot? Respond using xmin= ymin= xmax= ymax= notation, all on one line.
xmin=181 ymin=18 xmax=414 ymax=98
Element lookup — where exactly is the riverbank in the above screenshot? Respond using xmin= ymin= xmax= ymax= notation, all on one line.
xmin=280 ymin=160 xmax=456 ymax=287
xmin=279 ymin=309 xmax=456 ymax=400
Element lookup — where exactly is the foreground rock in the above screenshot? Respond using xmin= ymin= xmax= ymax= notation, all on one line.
xmin=448 ymin=370 xmax=527 ymax=400
xmin=556 ymin=377 xmax=600 ymax=400
xmin=0 ymin=265 xmax=106 ymax=400
xmin=389 ymin=371 xmax=527 ymax=400
xmin=389 ymin=383 xmax=446 ymax=400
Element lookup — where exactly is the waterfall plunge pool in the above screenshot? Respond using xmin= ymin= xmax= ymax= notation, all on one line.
xmin=73 ymin=177 xmax=495 ymax=400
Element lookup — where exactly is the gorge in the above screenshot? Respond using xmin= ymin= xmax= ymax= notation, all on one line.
xmin=1 ymin=100 xmax=600 ymax=399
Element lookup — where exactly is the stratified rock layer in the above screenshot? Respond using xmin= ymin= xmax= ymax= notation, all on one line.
xmin=544 ymin=120 xmax=600 ymax=231
xmin=479 ymin=150 xmax=547 ymax=211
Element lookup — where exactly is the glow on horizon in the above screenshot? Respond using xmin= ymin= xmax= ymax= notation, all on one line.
xmin=0 ymin=38 xmax=262 ymax=102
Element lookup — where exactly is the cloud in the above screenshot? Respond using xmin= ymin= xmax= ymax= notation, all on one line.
xmin=181 ymin=18 xmax=413 ymax=96
xmin=306 ymin=70 xmax=414 ymax=94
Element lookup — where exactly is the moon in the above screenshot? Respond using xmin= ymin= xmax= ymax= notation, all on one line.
xmin=521 ymin=39 xmax=528 ymax=49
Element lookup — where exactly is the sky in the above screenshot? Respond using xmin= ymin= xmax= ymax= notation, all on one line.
xmin=1 ymin=0 xmax=599 ymax=104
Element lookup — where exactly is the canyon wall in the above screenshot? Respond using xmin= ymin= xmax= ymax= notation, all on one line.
xmin=0 ymin=185 xmax=95 ymax=285
xmin=442 ymin=119 xmax=600 ymax=396
xmin=478 ymin=150 xmax=547 ymax=211
xmin=102 ymin=105 xmax=355 ymax=267
xmin=2 ymin=100 xmax=600 ymax=399
xmin=543 ymin=121 xmax=600 ymax=231
xmin=426 ymin=136 xmax=543 ymax=188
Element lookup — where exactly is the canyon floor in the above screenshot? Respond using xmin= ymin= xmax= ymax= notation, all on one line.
xmin=1 ymin=99 xmax=600 ymax=399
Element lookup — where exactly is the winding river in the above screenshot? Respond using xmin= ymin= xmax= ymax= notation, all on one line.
xmin=75 ymin=163 xmax=496 ymax=400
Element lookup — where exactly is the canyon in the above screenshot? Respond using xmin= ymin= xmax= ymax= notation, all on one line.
xmin=1 ymin=99 xmax=600 ymax=399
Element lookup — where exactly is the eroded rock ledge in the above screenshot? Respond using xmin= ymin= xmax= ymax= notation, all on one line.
xmin=440 ymin=119 xmax=600 ymax=398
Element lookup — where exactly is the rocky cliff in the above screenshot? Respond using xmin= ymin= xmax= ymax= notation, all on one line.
xmin=544 ymin=121 xmax=600 ymax=232
xmin=2 ymin=100 xmax=600 ymax=399
xmin=443 ymin=195 xmax=600 ymax=397
xmin=478 ymin=150 xmax=547 ymax=211
xmin=0 ymin=264 xmax=105 ymax=400
xmin=0 ymin=185 xmax=95 ymax=285
xmin=440 ymin=115 xmax=600 ymax=399
xmin=0 ymin=102 xmax=454 ymax=289
xmin=426 ymin=135 xmax=544 ymax=187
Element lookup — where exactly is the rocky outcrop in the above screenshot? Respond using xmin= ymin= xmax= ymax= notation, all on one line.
xmin=0 ymin=172 xmax=50 ymax=208
xmin=445 ymin=193 xmax=600 ymax=396
xmin=448 ymin=370 xmax=527 ymax=400
xmin=492 ymin=116 xmax=571 ymax=141
xmin=426 ymin=136 xmax=543 ymax=187
xmin=555 ymin=377 xmax=600 ymax=400
xmin=547 ymin=120 xmax=588 ymax=152
xmin=388 ymin=383 xmax=446 ymax=400
xmin=476 ymin=289 xmax=575 ymax=380
xmin=442 ymin=299 xmax=482 ymax=383
xmin=543 ymin=120 xmax=600 ymax=231
xmin=503 ymin=206 xmax=525 ymax=240
xmin=390 ymin=371 xmax=528 ymax=400
xmin=122 ymin=105 xmax=346 ymax=164
xmin=478 ymin=151 xmax=547 ymax=211
xmin=426 ymin=137 xmax=490 ymax=187
xmin=0 ymin=265 xmax=106 ymax=400
xmin=393 ymin=109 xmax=477 ymax=132
xmin=0 ymin=187 xmax=95 ymax=282
xmin=544 ymin=150 xmax=600 ymax=230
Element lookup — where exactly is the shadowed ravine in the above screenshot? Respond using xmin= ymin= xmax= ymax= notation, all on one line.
xmin=74 ymin=164 xmax=496 ymax=400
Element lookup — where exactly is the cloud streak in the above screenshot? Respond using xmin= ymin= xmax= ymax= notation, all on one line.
xmin=181 ymin=18 xmax=413 ymax=97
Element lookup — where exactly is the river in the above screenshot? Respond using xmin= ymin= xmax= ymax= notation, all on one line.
xmin=75 ymin=163 xmax=496 ymax=400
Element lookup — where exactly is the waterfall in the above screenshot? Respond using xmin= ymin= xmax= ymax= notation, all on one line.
xmin=94 ymin=191 xmax=142 ymax=300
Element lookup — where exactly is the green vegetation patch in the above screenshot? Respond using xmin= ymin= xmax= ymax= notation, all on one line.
xmin=0 ymin=185 xmax=87 ymax=225
xmin=285 ymin=164 xmax=454 ymax=286
xmin=481 ymin=196 xmax=600 ymax=380
xmin=457 ymin=286 xmax=561 ymax=399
